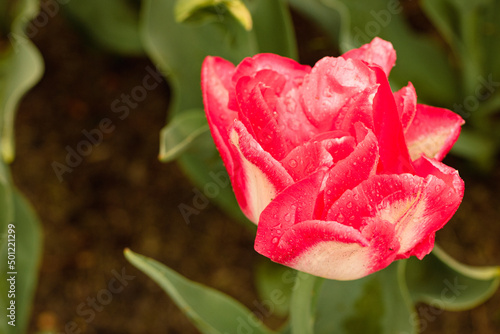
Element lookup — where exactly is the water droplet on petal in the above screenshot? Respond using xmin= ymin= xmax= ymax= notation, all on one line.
xmin=272 ymin=237 xmax=278 ymax=244
xmin=337 ymin=213 xmax=345 ymax=223
xmin=435 ymin=185 xmax=442 ymax=192
xmin=346 ymin=201 xmax=353 ymax=209
xmin=289 ymin=159 xmax=298 ymax=168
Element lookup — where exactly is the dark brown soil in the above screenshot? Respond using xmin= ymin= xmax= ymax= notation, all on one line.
xmin=10 ymin=7 xmax=500 ymax=334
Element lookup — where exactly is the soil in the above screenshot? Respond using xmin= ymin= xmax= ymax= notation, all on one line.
xmin=9 ymin=5 xmax=500 ymax=334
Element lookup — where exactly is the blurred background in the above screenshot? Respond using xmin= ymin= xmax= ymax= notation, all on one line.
xmin=4 ymin=0 xmax=500 ymax=333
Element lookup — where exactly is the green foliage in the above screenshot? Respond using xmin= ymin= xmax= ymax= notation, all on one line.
xmin=0 ymin=2 xmax=44 ymax=333
xmin=158 ymin=109 xmax=210 ymax=162
xmin=0 ymin=163 xmax=43 ymax=334
xmin=125 ymin=249 xmax=277 ymax=334
xmin=289 ymin=272 xmax=323 ymax=334
xmin=254 ymin=260 xmax=294 ymax=318
xmin=141 ymin=0 xmax=297 ymax=225
xmin=406 ymin=245 xmax=500 ymax=311
xmin=295 ymin=0 xmax=500 ymax=167
xmin=0 ymin=0 xmax=44 ymax=163
xmin=63 ymin=0 xmax=143 ymax=55
xmin=175 ymin=0 xmax=253 ymax=31
xmin=313 ymin=262 xmax=416 ymax=334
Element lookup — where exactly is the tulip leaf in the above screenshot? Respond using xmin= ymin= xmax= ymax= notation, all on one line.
xmin=0 ymin=162 xmax=42 ymax=334
xmin=249 ymin=0 xmax=298 ymax=60
xmin=140 ymin=0 xmax=255 ymax=116
xmin=175 ymin=0 xmax=253 ymax=31
xmin=178 ymin=151 xmax=252 ymax=226
xmin=405 ymin=245 xmax=500 ymax=311
xmin=124 ymin=249 xmax=276 ymax=334
xmin=158 ymin=109 xmax=211 ymax=162
xmin=450 ymin=129 xmax=496 ymax=171
xmin=314 ymin=262 xmax=417 ymax=334
xmin=319 ymin=0 xmax=458 ymax=107
xmin=0 ymin=0 xmax=44 ymax=163
xmin=254 ymin=260 xmax=295 ymax=318
xmin=420 ymin=0 xmax=491 ymax=94
xmin=286 ymin=0 xmax=342 ymax=49
xmin=63 ymin=0 xmax=143 ymax=55
xmin=141 ymin=0 xmax=297 ymax=116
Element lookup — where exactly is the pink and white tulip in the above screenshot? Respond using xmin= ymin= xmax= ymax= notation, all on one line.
xmin=202 ymin=37 xmax=464 ymax=280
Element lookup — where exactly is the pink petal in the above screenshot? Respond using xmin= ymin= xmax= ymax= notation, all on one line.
xmin=393 ymin=82 xmax=417 ymax=132
xmin=299 ymin=57 xmax=378 ymax=131
xmin=235 ymin=74 xmax=290 ymax=161
xmin=229 ymin=53 xmax=311 ymax=110
xmin=281 ymin=132 xmax=356 ymax=182
xmin=370 ymin=65 xmax=413 ymax=174
xmin=342 ymin=37 xmax=397 ymax=76
xmin=202 ymin=56 xmax=238 ymax=172
xmin=254 ymin=170 xmax=376 ymax=280
xmin=228 ymin=121 xmax=293 ymax=223
xmin=405 ymin=104 xmax=465 ymax=161
xmin=323 ymin=124 xmax=379 ymax=216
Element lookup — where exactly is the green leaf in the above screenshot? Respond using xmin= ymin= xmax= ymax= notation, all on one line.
xmin=289 ymin=271 xmax=323 ymax=334
xmin=124 ymin=249 xmax=276 ymax=334
xmin=320 ymin=0 xmax=459 ymax=106
xmin=177 ymin=151 xmax=252 ymax=226
xmin=249 ymin=0 xmax=297 ymax=60
xmin=175 ymin=0 xmax=253 ymax=31
xmin=406 ymin=245 xmax=500 ymax=311
xmin=286 ymin=0 xmax=342 ymax=49
xmin=140 ymin=0 xmax=297 ymax=116
xmin=158 ymin=109 xmax=210 ymax=162
xmin=63 ymin=0 xmax=143 ymax=55
xmin=140 ymin=0 xmax=256 ymax=116
xmin=450 ymin=128 xmax=496 ymax=171
xmin=0 ymin=0 xmax=44 ymax=162
xmin=0 ymin=163 xmax=42 ymax=334
xmin=314 ymin=262 xmax=417 ymax=334
xmin=254 ymin=260 xmax=295 ymax=318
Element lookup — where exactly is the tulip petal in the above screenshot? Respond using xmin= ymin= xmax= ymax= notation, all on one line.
xmin=323 ymin=124 xmax=379 ymax=215
xmin=255 ymin=170 xmax=378 ymax=280
xmin=300 ymin=57 xmax=378 ymax=131
xmin=235 ymin=74 xmax=290 ymax=161
xmin=281 ymin=133 xmax=356 ymax=182
xmin=405 ymin=104 xmax=464 ymax=161
xmin=370 ymin=65 xmax=413 ymax=174
xmin=228 ymin=121 xmax=293 ymax=223
xmin=394 ymin=82 xmax=417 ymax=132
xmin=342 ymin=37 xmax=397 ymax=76
xmin=202 ymin=56 xmax=238 ymax=172
xmin=229 ymin=53 xmax=311 ymax=110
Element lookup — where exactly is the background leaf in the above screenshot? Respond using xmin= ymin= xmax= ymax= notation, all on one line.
xmin=158 ymin=109 xmax=211 ymax=162
xmin=0 ymin=0 xmax=44 ymax=162
xmin=406 ymin=245 xmax=500 ymax=311
xmin=317 ymin=0 xmax=459 ymax=106
xmin=0 ymin=163 xmax=42 ymax=334
xmin=63 ymin=0 xmax=143 ymax=55
xmin=314 ymin=262 xmax=417 ymax=334
xmin=125 ymin=249 xmax=276 ymax=334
